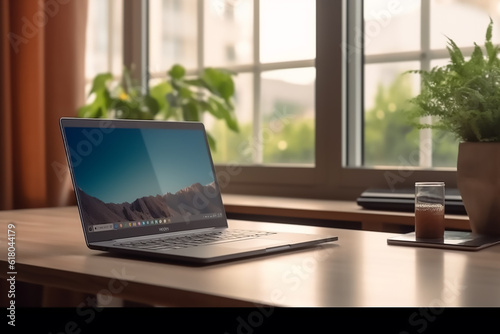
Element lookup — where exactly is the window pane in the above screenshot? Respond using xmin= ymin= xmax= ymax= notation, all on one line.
xmin=85 ymin=0 xmax=123 ymax=79
xmin=204 ymin=0 xmax=253 ymax=67
xmin=428 ymin=59 xmax=459 ymax=167
xmin=364 ymin=0 xmax=420 ymax=55
xmin=432 ymin=130 xmax=459 ymax=167
xmin=109 ymin=0 xmax=124 ymax=76
xmin=364 ymin=62 xmax=420 ymax=167
xmin=149 ymin=0 xmax=198 ymax=74
xmin=260 ymin=0 xmax=315 ymax=63
xmin=261 ymin=68 xmax=315 ymax=165
xmin=209 ymin=73 xmax=254 ymax=164
xmin=85 ymin=0 xmax=123 ymax=99
xmin=85 ymin=0 xmax=108 ymax=78
xmin=431 ymin=0 xmax=500 ymax=50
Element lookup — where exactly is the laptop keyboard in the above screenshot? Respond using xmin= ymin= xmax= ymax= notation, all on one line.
xmin=115 ymin=229 xmax=277 ymax=251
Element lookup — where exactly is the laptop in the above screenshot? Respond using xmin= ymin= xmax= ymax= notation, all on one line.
xmin=60 ymin=118 xmax=337 ymax=264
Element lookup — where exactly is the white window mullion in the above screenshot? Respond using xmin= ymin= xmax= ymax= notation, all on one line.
xmin=253 ymin=0 xmax=263 ymax=164
xmin=420 ymin=0 xmax=432 ymax=168
xmin=345 ymin=0 xmax=363 ymax=167
xmin=141 ymin=0 xmax=150 ymax=94
xmin=197 ymin=0 xmax=204 ymax=72
xmin=365 ymin=50 xmax=423 ymax=64
xmin=364 ymin=48 xmax=474 ymax=65
xmin=107 ymin=0 xmax=113 ymax=73
xmin=123 ymin=0 xmax=148 ymax=90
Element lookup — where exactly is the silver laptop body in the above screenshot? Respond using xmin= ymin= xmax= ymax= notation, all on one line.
xmin=60 ymin=118 xmax=337 ymax=264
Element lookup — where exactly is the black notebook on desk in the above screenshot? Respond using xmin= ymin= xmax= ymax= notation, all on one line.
xmin=357 ymin=188 xmax=466 ymax=214
xmin=387 ymin=231 xmax=500 ymax=251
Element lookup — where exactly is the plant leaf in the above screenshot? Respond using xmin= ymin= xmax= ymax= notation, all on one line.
xmin=89 ymin=73 xmax=113 ymax=95
xmin=168 ymin=64 xmax=186 ymax=80
xmin=201 ymin=68 xmax=235 ymax=100
xmin=486 ymin=17 xmax=493 ymax=42
xmin=78 ymin=88 xmax=111 ymax=118
xmin=150 ymin=81 xmax=173 ymax=117
xmin=182 ymin=101 xmax=200 ymax=121
xmin=143 ymin=94 xmax=160 ymax=116
xmin=206 ymin=131 xmax=216 ymax=152
xmin=446 ymin=37 xmax=465 ymax=67
xmin=470 ymin=43 xmax=484 ymax=67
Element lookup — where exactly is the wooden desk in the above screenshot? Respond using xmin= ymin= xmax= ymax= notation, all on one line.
xmin=222 ymin=194 xmax=471 ymax=232
xmin=1 ymin=206 xmax=499 ymax=307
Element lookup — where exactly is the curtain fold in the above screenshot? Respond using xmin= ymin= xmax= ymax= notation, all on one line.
xmin=1 ymin=0 xmax=14 ymax=210
xmin=1 ymin=0 xmax=87 ymax=210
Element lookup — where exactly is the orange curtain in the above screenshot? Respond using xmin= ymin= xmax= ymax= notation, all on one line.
xmin=1 ymin=0 xmax=88 ymax=210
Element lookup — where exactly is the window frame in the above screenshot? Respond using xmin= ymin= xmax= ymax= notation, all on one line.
xmin=339 ymin=0 xmax=458 ymax=198
xmin=121 ymin=0 xmax=458 ymax=201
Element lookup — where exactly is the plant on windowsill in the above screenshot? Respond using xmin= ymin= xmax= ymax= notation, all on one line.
xmin=407 ymin=19 xmax=500 ymax=236
xmin=78 ymin=64 xmax=239 ymax=151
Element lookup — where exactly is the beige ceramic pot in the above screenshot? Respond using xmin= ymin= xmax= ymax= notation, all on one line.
xmin=457 ymin=142 xmax=500 ymax=236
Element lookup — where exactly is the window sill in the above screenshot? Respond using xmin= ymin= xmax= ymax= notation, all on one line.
xmin=222 ymin=193 xmax=470 ymax=233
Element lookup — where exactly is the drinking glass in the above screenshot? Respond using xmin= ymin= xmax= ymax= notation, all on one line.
xmin=415 ymin=182 xmax=445 ymax=239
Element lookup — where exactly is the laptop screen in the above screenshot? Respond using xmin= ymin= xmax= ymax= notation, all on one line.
xmin=61 ymin=119 xmax=227 ymax=243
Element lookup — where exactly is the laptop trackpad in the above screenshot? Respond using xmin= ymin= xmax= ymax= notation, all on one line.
xmin=221 ymin=239 xmax=287 ymax=250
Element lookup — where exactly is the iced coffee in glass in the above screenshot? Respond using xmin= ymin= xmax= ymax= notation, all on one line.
xmin=415 ymin=182 xmax=445 ymax=239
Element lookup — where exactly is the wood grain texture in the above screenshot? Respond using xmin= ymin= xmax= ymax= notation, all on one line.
xmin=1 ymin=206 xmax=498 ymax=307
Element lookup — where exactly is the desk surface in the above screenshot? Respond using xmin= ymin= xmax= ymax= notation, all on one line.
xmin=1 ymin=206 xmax=499 ymax=307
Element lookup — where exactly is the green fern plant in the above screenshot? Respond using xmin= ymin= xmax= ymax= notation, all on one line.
xmin=408 ymin=19 xmax=500 ymax=142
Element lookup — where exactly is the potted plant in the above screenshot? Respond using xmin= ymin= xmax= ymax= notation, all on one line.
xmin=78 ymin=64 xmax=239 ymax=151
xmin=408 ymin=19 xmax=500 ymax=236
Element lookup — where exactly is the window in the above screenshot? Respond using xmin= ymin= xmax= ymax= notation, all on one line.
xmin=84 ymin=0 xmax=123 ymax=87
xmin=347 ymin=0 xmax=500 ymax=169
xmin=84 ymin=1 xmax=500 ymax=200
xmin=148 ymin=0 xmax=316 ymax=166
xmin=83 ymin=0 xmax=324 ymax=198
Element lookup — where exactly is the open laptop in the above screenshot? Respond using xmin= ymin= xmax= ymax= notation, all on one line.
xmin=60 ymin=118 xmax=337 ymax=264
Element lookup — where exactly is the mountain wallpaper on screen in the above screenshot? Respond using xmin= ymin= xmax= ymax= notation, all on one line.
xmin=77 ymin=182 xmax=222 ymax=226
